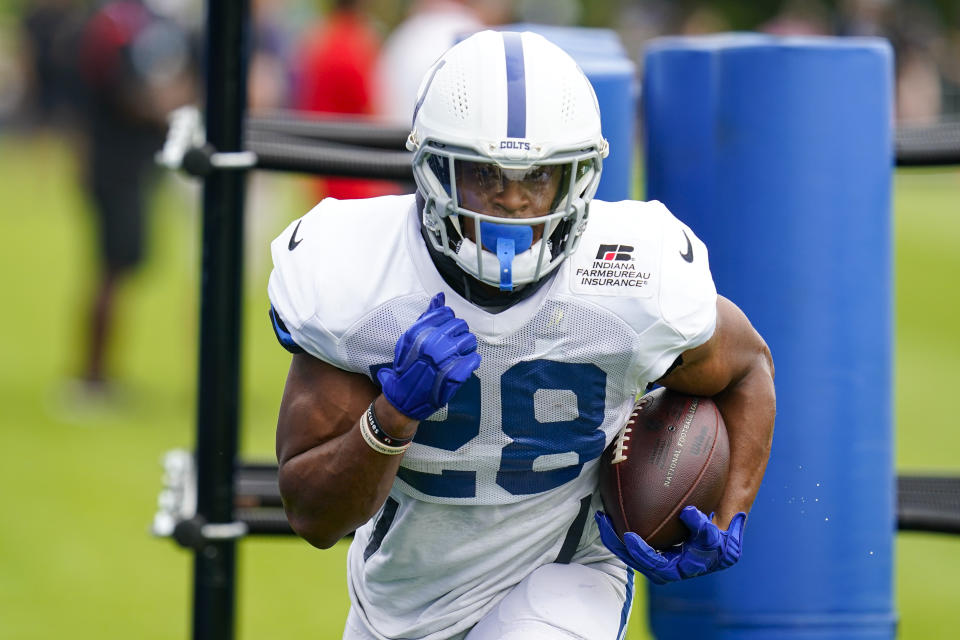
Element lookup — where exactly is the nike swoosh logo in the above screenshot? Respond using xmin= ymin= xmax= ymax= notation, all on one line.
xmin=288 ymin=220 xmax=303 ymax=251
xmin=679 ymin=229 xmax=694 ymax=263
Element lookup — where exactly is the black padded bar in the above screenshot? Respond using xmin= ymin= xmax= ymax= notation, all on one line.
xmin=246 ymin=110 xmax=410 ymax=150
xmin=232 ymin=464 xmax=960 ymax=536
xmin=235 ymin=508 xmax=294 ymax=536
xmin=248 ymin=138 xmax=414 ymax=180
xmin=235 ymin=479 xmax=283 ymax=508
xmin=897 ymin=475 xmax=960 ymax=534
xmin=234 ymin=461 xmax=283 ymax=508
xmin=895 ymin=121 xmax=960 ymax=166
xmin=245 ymin=127 xmax=369 ymax=151
xmin=248 ymin=111 xmax=960 ymax=168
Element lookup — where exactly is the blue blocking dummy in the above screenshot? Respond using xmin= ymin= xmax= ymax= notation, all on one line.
xmin=504 ymin=24 xmax=636 ymax=201
xmin=644 ymin=35 xmax=894 ymax=639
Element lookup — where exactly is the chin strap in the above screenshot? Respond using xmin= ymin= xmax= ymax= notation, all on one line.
xmin=480 ymin=222 xmax=533 ymax=291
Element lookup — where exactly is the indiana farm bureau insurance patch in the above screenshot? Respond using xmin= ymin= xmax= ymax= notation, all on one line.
xmin=570 ymin=242 xmax=657 ymax=297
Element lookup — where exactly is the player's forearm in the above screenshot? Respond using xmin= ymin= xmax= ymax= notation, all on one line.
xmin=278 ymin=396 xmax=418 ymax=549
xmin=713 ymin=347 xmax=776 ymax=528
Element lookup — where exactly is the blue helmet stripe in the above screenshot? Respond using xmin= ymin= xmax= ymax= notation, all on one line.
xmin=502 ymin=32 xmax=526 ymax=139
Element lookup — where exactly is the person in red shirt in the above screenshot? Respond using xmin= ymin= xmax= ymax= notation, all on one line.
xmin=294 ymin=0 xmax=398 ymax=200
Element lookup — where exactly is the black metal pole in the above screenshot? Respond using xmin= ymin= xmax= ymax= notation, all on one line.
xmin=193 ymin=1 xmax=249 ymax=639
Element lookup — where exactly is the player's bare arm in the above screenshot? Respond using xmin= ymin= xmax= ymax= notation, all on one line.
xmin=276 ymin=354 xmax=418 ymax=549
xmin=276 ymin=292 xmax=480 ymax=549
xmin=656 ymin=295 xmax=776 ymax=529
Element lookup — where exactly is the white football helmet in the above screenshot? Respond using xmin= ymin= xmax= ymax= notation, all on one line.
xmin=408 ymin=30 xmax=609 ymax=291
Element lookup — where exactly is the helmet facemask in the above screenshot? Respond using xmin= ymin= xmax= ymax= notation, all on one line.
xmin=413 ymin=141 xmax=604 ymax=291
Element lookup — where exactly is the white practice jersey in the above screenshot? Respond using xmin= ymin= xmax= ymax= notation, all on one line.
xmin=268 ymin=194 xmax=717 ymax=640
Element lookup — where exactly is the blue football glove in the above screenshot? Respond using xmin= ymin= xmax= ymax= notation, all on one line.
xmin=595 ymin=507 xmax=746 ymax=585
xmin=377 ymin=293 xmax=481 ymax=420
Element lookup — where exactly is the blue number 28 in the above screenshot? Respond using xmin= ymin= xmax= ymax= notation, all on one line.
xmin=374 ymin=359 xmax=607 ymax=498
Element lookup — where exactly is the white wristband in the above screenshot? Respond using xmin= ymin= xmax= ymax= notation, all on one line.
xmin=359 ymin=411 xmax=411 ymax=456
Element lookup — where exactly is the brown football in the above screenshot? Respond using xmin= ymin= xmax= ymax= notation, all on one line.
xmin=599 ymin=387 xmax=730 ymax=550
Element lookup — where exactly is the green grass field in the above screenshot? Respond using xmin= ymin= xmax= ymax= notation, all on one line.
xmin=0 ymin=133 xmax=957 ymax=639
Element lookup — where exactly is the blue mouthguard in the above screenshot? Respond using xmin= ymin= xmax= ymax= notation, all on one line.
xmin=479 ymin=222 xmax=534 ymax=291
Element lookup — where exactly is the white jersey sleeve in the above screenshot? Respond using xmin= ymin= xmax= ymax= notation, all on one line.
xmin=267 ymin=194 xmax=425 ymax=373
xmin=563 ymin=199 xmax=718 ymax=384
xmin=646 ymin=199 xmax=717 ymax=376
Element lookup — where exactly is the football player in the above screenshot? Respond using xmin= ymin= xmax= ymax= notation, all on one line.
xmin=268 ymin=30 xmax=775 ymax=640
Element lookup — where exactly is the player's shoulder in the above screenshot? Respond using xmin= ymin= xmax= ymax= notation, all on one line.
xmin=267 ymin=194 xmax=424 ymax=360
xmin=270 ymin=193 xmax=414 ymax=286
xmin=563 ymin=198 xmax=717 ymax=342
xmin=584 ymin=197 xmax=680 ymax=236
xmin=290 ymin=193 xmax=414 ymax=244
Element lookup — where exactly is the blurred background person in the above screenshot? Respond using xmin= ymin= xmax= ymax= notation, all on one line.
xmin=836 ymin=0 xmax=890 ymax=38
xmin=837 ymin=0 xmax=945 ymax=123
xmin=72 ymin=0 xmax=196 ymax=399
xmin=246 ymin=0 xmax=301 ymax=276
xmin=18 ymin=0 xmax=85 ymax=130
xmin=374 ymin=0 xmax=489 ymax=127
xmin=293 ymin=0 xmax=398 ymax=201
xmin=249 ymin=0 xmax=295 ymax=114
xmin=887 ymin=2 xmax=945 ymax=124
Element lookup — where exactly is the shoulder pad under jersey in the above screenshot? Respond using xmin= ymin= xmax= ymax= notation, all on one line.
xmin=563 ymin=199 xmax=718 ymax=381
xmin=267 ymin=194 xmax=423 ymax=370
